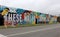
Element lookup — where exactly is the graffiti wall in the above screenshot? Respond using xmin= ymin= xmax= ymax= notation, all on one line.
xmin=0 ymin=5 xmax=58 ymax=26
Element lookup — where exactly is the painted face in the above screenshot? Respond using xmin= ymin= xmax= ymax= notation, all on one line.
xmin=3 ymin=9 xmax=9 ymax=12
xmin=2 ymin=9 xmax=9 ymax=15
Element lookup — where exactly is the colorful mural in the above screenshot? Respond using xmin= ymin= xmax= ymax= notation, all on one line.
xmin=0 ymin=5 xmax=58 ymax=26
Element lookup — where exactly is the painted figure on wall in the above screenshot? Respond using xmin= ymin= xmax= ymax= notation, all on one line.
xmin=0 ymin=7 xmax=10 ymax=28
xmin=23 ymin=10 xmax=31 ymax=24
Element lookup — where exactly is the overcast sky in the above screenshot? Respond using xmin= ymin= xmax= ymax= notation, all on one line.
xmin=0 ymin=0 xmax=60 ymax=16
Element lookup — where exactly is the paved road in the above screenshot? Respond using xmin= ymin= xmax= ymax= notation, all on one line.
xmin=0 ymin=24 xmax=60 ymax=37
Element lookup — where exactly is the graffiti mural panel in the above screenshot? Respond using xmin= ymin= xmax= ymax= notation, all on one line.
xmin=0 ymin=5 xmax=58 ymax=26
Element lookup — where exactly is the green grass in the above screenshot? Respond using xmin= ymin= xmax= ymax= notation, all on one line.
xmin=0 ymin=23 xmax=60 ymax=29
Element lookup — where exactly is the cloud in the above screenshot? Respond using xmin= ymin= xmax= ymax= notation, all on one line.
xmin=0 ymin=0 xmax=60 ymax=16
